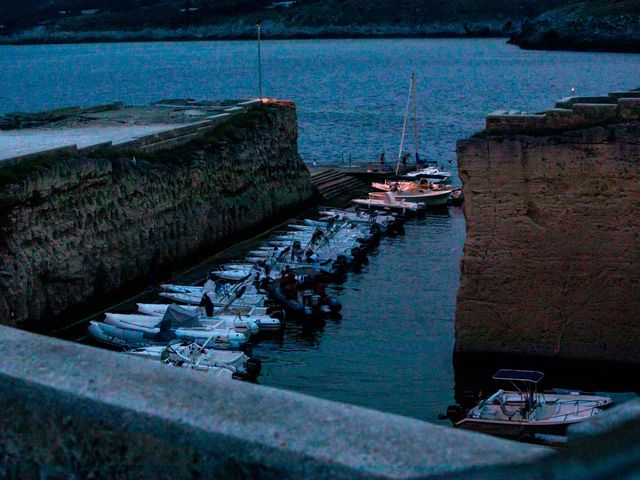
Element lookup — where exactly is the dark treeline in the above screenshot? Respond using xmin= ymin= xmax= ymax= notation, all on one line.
xmin=0 ymin=0 xmax=573 ymax=32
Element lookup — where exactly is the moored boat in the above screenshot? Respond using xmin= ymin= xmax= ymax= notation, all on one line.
xmin=368 ymin=189 xmax=452 ymax=207
xmin=397 ymin=164 xmax=451 ymax=181
xmin=88 ymin=320 xmax=248 ymax=349
xmin=125 ymin=342 xmax=262 ymax=380
xmin=352 ymin=192 xmax=425 ymax=213
xmin=439 ymin=369 xmax=613 ymax=441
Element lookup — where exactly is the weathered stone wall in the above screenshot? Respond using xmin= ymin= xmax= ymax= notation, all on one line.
xmin=0 ymin=104 xmax=316 ymax=327
xmin=456 ymin=120 xmax=640 ymax=363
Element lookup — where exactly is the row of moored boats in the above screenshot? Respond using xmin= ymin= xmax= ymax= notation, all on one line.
xmin=87 ymin=207 xmax=409 ymax=381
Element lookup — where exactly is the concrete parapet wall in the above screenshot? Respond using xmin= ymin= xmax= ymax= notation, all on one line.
xmin=3 ymin=324 xmax=640 ymax=478
xmin=486 ymin=89 xmax=640 ymax=134
xmin=0 ymin=324 xmax=550 ymax=479
xmin=0 ymin=103 xmax=123 ymax=130
xmin=0 ymin=100 xmax=262 ymax=166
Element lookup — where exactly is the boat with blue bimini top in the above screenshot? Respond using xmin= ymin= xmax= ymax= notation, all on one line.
xmin=439 ymin=369 xmax=613 ymax=441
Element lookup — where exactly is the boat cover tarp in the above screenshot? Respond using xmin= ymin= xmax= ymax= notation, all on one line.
xmin=493 ymin=369 xmax=544 ymax=384
xmin=202 ymin=279 xmax=217 ymax=292
xmin=160 ymin=304 xmax=202 ymax=329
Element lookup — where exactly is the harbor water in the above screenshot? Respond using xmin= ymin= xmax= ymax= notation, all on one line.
xmin=1 ymin=39 xmax=638 ymax=422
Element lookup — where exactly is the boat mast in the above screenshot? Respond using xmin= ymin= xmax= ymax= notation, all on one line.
xmin=396 ymin=73 xmax=414 ymax=176
xmin=412 ymin=73 xmax=419 ymax=171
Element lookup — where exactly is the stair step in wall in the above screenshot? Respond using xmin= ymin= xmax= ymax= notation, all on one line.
xmin=309 ymin=168 xmax=368 ymax=200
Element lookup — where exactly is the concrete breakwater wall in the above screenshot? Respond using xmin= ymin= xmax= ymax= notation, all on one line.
xmin=4 ymin=324 xmax=640 ymax=478
xmin=0 ymin=100 xmax=316 ymax=328
xmin=455 ymin=90 xmax=640 ymax=363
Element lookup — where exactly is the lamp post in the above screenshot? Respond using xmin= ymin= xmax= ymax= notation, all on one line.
xmin=257 ymin=21 xmax=263 ymax=101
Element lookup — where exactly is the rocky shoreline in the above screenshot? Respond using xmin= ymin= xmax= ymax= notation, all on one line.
xmin=0 ymin=20 xmax=516 ymax=45
xmin=509 ymin=1 xmax=640 ymax=53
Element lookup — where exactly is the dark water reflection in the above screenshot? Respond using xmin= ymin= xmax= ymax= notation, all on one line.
xmin=254 ymin=208 xmax=465 ymax=421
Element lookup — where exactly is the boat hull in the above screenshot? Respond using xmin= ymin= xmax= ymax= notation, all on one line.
xmin=454 ymin=416 xmax=586 ymax=439
xmin=394 ymin=190 xmax=452 ymax=206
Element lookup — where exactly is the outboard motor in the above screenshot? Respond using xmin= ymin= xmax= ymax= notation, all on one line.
xmin=265 ymin=305 xmax=286 ymax=321
xmin=327 ymin=297 xmax=342 ymax=314
xmin=369 ymin=222 xmax=382 ymax=237
xmin=388 ymin=219 xmax=405 ymax=235
xmin=310 ymin=294 xmax=321 ymax=307
xmin=462 ymin=390 xmax=481 ymax=409
xmin=245 ymin=358 xmax=262 ymax=378
xmin=258 ymin=277 xmax=272 ymax=293
xmin=356 ymin=235 xmax=379 ymax=250
xmin=350 ymin=247 xmax=368 ymax=266
xmin=333 ymin=255 xmax=348 ymax=275
xmin=438 ymin=405 xmax=466 ymax=425
xmin=233 ymin=358 xmax=262 ymax=382
xmin=302 ymin=291 xmax=313 ymax=307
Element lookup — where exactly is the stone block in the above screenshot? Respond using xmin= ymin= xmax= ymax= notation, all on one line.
xmin=618 ymin=98 xmax=640 ymax=120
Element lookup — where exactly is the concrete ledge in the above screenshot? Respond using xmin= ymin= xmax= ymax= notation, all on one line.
xmin=237 ymin=99 xmax=263 ymax=107
xmin=484 ymin=90 xmax=640 ymax=135
xmin=0 ymin=100 xmax=268 ymax=167
xmin=0 ymin=325 xmax=549 ymax=478
xmin=0 ymin=145 xmax=79 ymax=166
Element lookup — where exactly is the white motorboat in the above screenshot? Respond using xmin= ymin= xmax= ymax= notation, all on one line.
xmin=440 ymin=370 xmax=613 ymax=440
xmin=104 ymin=312 xmax=259 ymax=335
xmin=134 ymin=304 xmax=282 ymax=332
xmin=398 ymin=164 xmax=451 ymax=181
xmin=213 ymin=269 xmax=259 ymax=281
xmin=87 ymin=320 xmax=247 ymax=349
xmin=159 ymin=290 xmax=267 ymax=307
xmin=352 ymin=192 xmax=425 ymax=213
xmin=368 ymin=189 xmax=452 ymax=206
xmin=125 ymin=342 xmax=261 ymax=379
xmin=318 ymin=208 xmax=404 ymax=234
xmin=136 ymin=302 xmax=270 ymax=318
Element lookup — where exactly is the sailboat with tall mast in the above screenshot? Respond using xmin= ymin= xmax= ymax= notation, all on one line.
xmin=395 ymin=73 xmax=451 ymax=181
xmin=369 ymin=73 xmax=452 ymax=207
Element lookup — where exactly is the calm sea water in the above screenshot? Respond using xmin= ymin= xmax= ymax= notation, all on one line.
xmin=1 ymin=39 xmax=638 ymax=422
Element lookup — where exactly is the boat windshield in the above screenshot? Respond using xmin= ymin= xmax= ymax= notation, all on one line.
xmin=492 ymin=369 xmax=544 ymax=384
xmin=492 ymin=370 xmax=544 ymax=418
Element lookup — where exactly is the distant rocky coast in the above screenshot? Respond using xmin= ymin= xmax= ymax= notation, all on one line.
xmin=510 ymin=1 xmax=640 ymax=53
